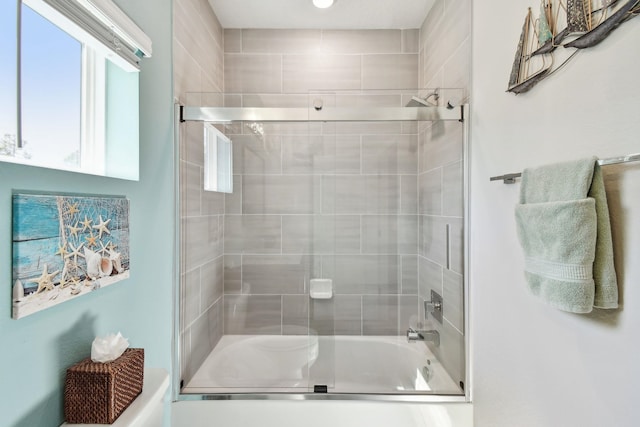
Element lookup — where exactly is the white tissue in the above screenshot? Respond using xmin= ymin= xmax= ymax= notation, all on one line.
xmin=91 ymin=332 xmax=129 ymax=363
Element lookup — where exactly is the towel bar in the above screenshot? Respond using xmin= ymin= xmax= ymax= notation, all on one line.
xmin=490 ymin=153 xmax=640 ymax=184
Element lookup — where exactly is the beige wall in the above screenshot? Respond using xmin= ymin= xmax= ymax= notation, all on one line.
xmin=174 ymin=0 xmax=225 ymax=384
xmin=417 ymin=0 xmax=471 ymax=389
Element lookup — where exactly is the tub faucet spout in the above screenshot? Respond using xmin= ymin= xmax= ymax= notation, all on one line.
xmin=406 ymin=327 xmax=440 ymax=347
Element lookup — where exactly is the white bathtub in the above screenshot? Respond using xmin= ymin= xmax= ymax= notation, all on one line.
xmin=183 ymin=335 xmax=462 ymax=395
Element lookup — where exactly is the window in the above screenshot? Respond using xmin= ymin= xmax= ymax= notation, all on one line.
xmin=1 ymin=0 xmax=151 ymax=180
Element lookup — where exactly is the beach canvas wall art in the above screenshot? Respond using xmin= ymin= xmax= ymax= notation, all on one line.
xmin=12 ymin=193 xmax=130 ymax=319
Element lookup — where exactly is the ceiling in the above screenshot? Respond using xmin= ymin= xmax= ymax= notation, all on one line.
xmin=207 ymin=0 xmax=436 ymax=30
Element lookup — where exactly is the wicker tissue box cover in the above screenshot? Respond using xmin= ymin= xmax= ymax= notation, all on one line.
xmin=64 ymin=348 xmax=144 ymax=424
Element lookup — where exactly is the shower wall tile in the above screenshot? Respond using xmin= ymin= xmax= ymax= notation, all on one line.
xmin=419 ymin=256 xmax=443 ymax=298
xmin=242 ymin=29 xmax=322 ymax=53
xmin=224 ymin=255 xmax=242 ymax=294
xmin=362 ymin=54 xmax=419 ymax=89
xmin=322 ymin=175 xmax=400 ymax=214
xmin=184 ymin=216 xmax=223 ymax=271
xmin=281 ymin=215 xmax=361 ymax=254
xmin=175 ymin=0 xmax=225 ymax=380
xmin=361 ymin=135 xmax=418 ymax=174
xmin=401 ymin=121 xmax=419 ymax=134
xmin=321 ymin=30 xmax=401 ymax=54
xmin=232 ymin=135 xmax=282 ymax=174
xmin=184 ymin=268 xmax=201 ymax=327
xmin=419 ymin=215 xmax=447 ymax=266
xmin=224 ymin=29 xmax=241 ymax=52
xmin=448 ymin=218 xmax=464 ymax=275
xmin=210 ymin=27 xmax=443 ymax=340
xmin=420 ymin=116 xmax=463 ymax=173
xmin=243 ymin=175 xmax=321 ymax=214
xmin=224 ymin=295 xmax=282 ymax=335
xmin=401 ymin=175 xmax=418 ymax=214
xmin=173 ymin=41 xmax=202 ymax=99
xmin=333 ymin=121 xmax=402 ymax=135
xmin=334 ymin=122 xmax=402 ymax=135
xmin=224 ymin=175 xmax=242 ymax=214
xmin=182 ymin=160 xmax=201 ymax=217
xmin=175 ymin=2 xmax=218 ymax=78
xmin=443 ymin=160 xmax=463 ymax=217
xmin=242 ymin=93 xmax=310 ymax=108
xmin=323 ymin=255 xmax=400 ymax=295
xmin=201 ymin=256 xmax=224 ymax=310
xmin=333 ymin=94 xmax=402 ymax=108
xmin=189 ymin=301 xmax=223 ymax=376
xmin=419 ymin=0 xmax=445 ymax=49
xmin=401 ymin=255 xmax=419 ymax=295
xmin=199 ymin=0 xmax=223 ymax=43
xmin=442 ymin=37 xmax=471 ymax=101
xmin=419 ymin=168 xmax=443 ymax=215
xmin=242 ymin=255 xmax=314 ymax=295
xmin=402 ymin=29 xmax=419 ymax=53
xmin=201 ymin=185 xmax=225 ymax=216
xmin=443 ymin=269 xmax=464 ymax=333
xmin=334 ymin=295 xmax=363 ymax=335
xmin=261 ymin=122 xmax=323 ymax=136
xmin=419 ymin=0 xmax=469 ymax=383
xmin=282 ymin=135 xmax=361 ymax=174
xmin=224 ymin=215 xmax=282 ymax=254
xmin=208 ymin=300 xmax=224 ymax=351
xmin=399 ymin=295 xmax=420 ymax=333
xmin=440 ymin=0 xmax=472 ymax=58
xmin=180 ymin=330 xmax=190 ymax=383
xmin=224 ymin=54 xmax=282 ymax=93
xmin=184 ymin=121 xmax=205 ymax=166
xmin=282 ymin=54 xmax=361 ymax=93
xmin=310 ymin=299 xmax=336 ymax=335
xmin=283 ymin=295 xmax=309 ymax=334
xmin=362 ymin=295 xmax=417 ymax=335
xmin=223 ymin=94 xmax=242 ymax=107
xmin=188 ymin=313 xmax=211 ymax=379
xmin=361 ymin=215 xmax=418 ymax=255
xmin=437 ymin=320 xmax=465 ymax=390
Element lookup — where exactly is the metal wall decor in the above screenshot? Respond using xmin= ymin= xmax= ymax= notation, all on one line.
xmin=507 ymin=0 xmax=640 ymax=94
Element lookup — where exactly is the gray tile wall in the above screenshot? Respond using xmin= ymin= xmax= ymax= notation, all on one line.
xmin=222 ymin=28 xmax=422 ymax=338
xmin=174 ymin=7 xmax=468 ymax=389
xmin=417 ymin=0 xmax=470 ymax=389
xmin=174 ymin=0 xmax=225 ymax=385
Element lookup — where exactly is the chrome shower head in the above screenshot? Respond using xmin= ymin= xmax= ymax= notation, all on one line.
xmin=405 ymin=89 xmax=440 ymax=107
xmin=405 ymin=96 xmax=433 ymax=107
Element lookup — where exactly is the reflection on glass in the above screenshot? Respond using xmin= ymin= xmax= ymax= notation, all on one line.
xmin=204 ymin=123 xmax=233 ymax=193
xmin=20 ymin=4 xmax=81 ymax=168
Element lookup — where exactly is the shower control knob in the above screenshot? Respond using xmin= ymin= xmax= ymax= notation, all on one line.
xmin=313 ymin=98 xmax=323 ymax=111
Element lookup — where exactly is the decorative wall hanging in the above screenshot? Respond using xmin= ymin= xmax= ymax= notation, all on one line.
xmin=507 ymin=0 xmax=640 ymax=94
xmin=12 ymin=193 xmax=130 ymax=319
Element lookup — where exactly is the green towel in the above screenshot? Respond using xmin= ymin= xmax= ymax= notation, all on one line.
xmin=515 ymin=157 xmax=618 ymax=313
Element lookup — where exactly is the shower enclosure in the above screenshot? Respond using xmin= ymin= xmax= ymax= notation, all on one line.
xmin=174 ymin=89 xmax=468 ymax=400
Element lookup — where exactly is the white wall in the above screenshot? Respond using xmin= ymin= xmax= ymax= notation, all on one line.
xmin=471 ymin=1 xmax=640 ymax=426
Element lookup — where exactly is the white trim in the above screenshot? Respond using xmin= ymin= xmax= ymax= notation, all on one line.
xmin=26 ymin=0 xmax=150 ymax=72
xmin=80 ymin=46 xmax=106 ymax=175
xmin=24 ymin=0 xmax=142 ymax=72
xmin=77 ymin=0 xmax=152 ymax=57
